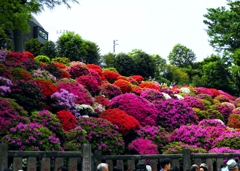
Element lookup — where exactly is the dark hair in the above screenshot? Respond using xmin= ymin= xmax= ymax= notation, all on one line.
xmin=190 ymin=166 xmax=199 ymax=171
xmin=199 ymin=166 xmax=208 ymax=171
xmin=170 ymin=166 xmax=180 ymax=171
xmin=160 ymin=158 xmax=171 ymax=169
xmin=57 ymin=166 xmax=68 ymax=171
xmin=134 ymin=163 xmax=147 ymax=171
xmin=113 ymin=166 xmax=123 ymax=171
xmin=3 ymin=169 xmax=12 ymax=171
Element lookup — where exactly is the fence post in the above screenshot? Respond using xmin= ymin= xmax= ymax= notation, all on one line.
xmin=93 ymin=150 xmax=102 ymax=171
xmin=182 ymin=149 xmax=191 ymax=171
xmin=82 ymin=144 xmax=92 ymax=171
xmin=0 ymin=144 xmax=8 ymax=171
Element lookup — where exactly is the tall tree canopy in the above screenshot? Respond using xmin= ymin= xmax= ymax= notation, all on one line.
xmin=203 ymin=1 xmax=240 ymax=53
xmin=168 ymin=44 xmax=196 ymax=68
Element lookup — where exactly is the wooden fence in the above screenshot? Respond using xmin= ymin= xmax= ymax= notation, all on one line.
xmin=1 ymin=144 xmax=240 ymax=171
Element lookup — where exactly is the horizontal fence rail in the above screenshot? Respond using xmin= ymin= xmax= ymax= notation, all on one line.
xmin=1 ymin=144 xmax=240 ymax=171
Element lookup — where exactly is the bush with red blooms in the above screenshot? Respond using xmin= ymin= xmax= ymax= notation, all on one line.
xmin=139 ymin=81 xmax=160 ymax=91
xmin=86 ymin=64 xmax=102 ymax=74
xmin=102 ymin=70 xmax=121 ymax=83
xmin=35 ymin=79 xmax=58 ymax=96
xmin=23 ymin=51 xmax=34 ymax=59
xmin=56 ymin=110 xmax=76 ymax=131
xmin=67 ymin=62 xmax=90 ymax=79
xmin=56 ymin=79 xmax=93 ymax=105
xmin=94 ymin=96 xmax=110 ymax=106
xmin=117 ymin=76 xmax=129 ymax=81
xmin=218 ymin=90 xmax=234 ymax=101
xmin=227 ymin=114 xmax=240 ymax=129
xmin=4 ymin=52 xmax=28 ymax=67
xmin=61 ymin=69 xmax=71 ymax=78
xmin=194 ymin=87 xmax=213 ymax=97
xmin=44 ymin=63 xmax=62 ymax=79
xmin=100 ymin=108 xmax=141 ymax=135
xmin=128 ymin=77 xmax=139 ymax=85
xmin=0 ymin=64 xmax=13 ymax=79
xmin=130 ymin=75 xmax=144 ymax=83
xmin=108 ymin=93 xmax=158 ymax=126
xmin=89 ymin=69 xmax=102 ymax=85
xmin=100 ymin=82 xmax=122 ymax=99
xmin=132 ymin=85 xmax=144 ymax=95
xmin=10 ymin=68 xmax=32 ymax=81
xmin=209 ymin=88 xmax=220 ymax=97
xmin=113 ymin=79 xmax=132 ymax=93
xmin=76 ymin=75 xmax=100 ymax=94
xmin=52 ymin=62 xmax=67 ymax=69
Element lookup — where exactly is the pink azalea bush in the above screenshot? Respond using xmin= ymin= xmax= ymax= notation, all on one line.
xmin=108 ymin=93 xmax=158 ymax=126
xmin=209 ymin=147 xmax=240 ymax=153
xmin=154 ymin=99 xmax=198 ymax=132
xmin=213 ymin=132 xmax=240 ymax=149
xmin=183 ymin=95 xmax=205 ymax=109
xmin=100 ymin=82 xmax=122 ymax=99
xmin=128 ymin=138 xmax=158 ymax=154
xmin=140 ymin=89 xmax=165 ymax=103
xmin=198 ymin=119 xmax=226 ymax=128
xmin=66 ymin=62 xmax=90 ymax=79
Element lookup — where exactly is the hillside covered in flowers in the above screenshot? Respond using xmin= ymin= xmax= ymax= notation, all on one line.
xmin=1 ymin=50 xmax=240 ymax=155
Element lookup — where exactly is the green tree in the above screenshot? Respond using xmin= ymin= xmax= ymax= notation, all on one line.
xmin=82 ymin=40 xmax=101 ymax=65
xmin=56 ymin=31 xmax=87 ymax=62
xmin=101 ymin=53 xmax=116 ymax=68
xmin=114 ymin=52 xmax=137 ymax=76
xmin=128 ymin=49 xmax=155 ymax=78
xmin=151 ymin=54 xmax=167 ymax=77
xmin=203 ymin=1 xmax=240 ymax=53
xmin=24 ymin=38 xmax=42 ymax=56
xmin=168 ymin=44 xmax=197 ymax=68
xmin=41 ymin=40 xmax=57 ymax=59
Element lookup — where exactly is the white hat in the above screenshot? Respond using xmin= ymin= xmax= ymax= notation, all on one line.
xmin=227 ymin=159 xmax=238 ymax=170
xmin=146 ymin=165 xmax=152 ymax=171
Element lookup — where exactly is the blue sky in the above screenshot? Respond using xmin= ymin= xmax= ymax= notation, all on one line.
xmin=33 ymin=0 xmax=227 ymax=61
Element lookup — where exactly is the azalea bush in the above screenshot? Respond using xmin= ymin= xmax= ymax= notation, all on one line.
xmin=232 ymin=107 xmax=240 ymax=114
xmin=4 ymin=52 xmax=28 ymax=67
xmin=57 ymin=110 xmax=76 ymax=131
xmin=52 ymin=57 xmax=70 ymax=66
xmin=183 ymin=95 xmax=204 ymax=110
xmin=155 ymin=99 xmax=198 ymax=132
xmin=213 ymin=132 xmax=240 ymax=149
xmin=198 ymin=119 xmax=226 ymax=128
xmin=113 ymin=79 xmax=132 ymax=93
xmin=32 ymin=69 xmax=56 ymax=82
xmin=1 ymin=122 xmax=61 ymax=151
xmin=0 ymin=50 xmax=7 ymax=61
xmin=100 ymin=82 xmax=122 ymax=99
xmin=139 ymin=81 xmax=160 ymax=91
xmin=227 ymin=114 xmax=240 ymax=129
xmin=100 ymin=108 xmax=141 ymax=135
xmin=209 ymin=147 xmax=240 ymax=153
xmin=35 ymin=55 xmax=50 ymax=63
xmin=94 ymin=96 xmax=110 ymax=106
xmin=102 ymin=70 xmax=120 ymax=83
xmin=130 ymin=75 xmax=144 ymax=83
xmin=128 ymin=138 xmax=158 ymax=154
xmin=10 ymin=68 xmax=32 ymax=81
xmin=108 ymin=93 xmax=158 ymax=126
xmin=162 ymin=142 xmax=207 ymax=154
xmin=75 ymin=104 xmax=96 ymax=117
xmin=76 ymin=75 xmax=100 ymax=94
xmin=67 ymin=62 xmax=90 ymax=79
xmin=35 ymin=79 xmax=58 ymax=97
xmin=140 ymin=89 xmax=165 ymax=103
xmin=214 ymin=95 xmax=230 ymax=103
xmin=77 ymin=117 xmax=125 ymax=155
xmin=44 ymin=63 xmax=62 ymax=79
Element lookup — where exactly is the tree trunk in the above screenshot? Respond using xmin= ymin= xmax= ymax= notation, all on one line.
xmin=13 ymin=29 xmax=24 ymax=52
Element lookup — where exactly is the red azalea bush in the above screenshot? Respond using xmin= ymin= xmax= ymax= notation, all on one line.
xmin=0 ymin=97 xmax=30 ymax=136
xmin=227 ymin=114 xmax=240 ymax=128
xmin=0 ymin=64 xmax=13 ymax=79
xmin=128 ymin=138 xmax=158 ymax=154
xmin=86 ymin=64 xmax=102 ymax=75
xmin=4 ymin=52 xmax=29 ymax=67
xmin=100 ymin=108 xmax=141 ymax=135
xmin=132 ymin=85 xmax=144 ymax=95
xmin=52 ymin=62 xmax=67 ymax=69
xmin=57 ymin=110 xmax=76 ymax=131
xmin=154 ymin=99 xmax=198 ymax=132
xmin=35 ymin=79 xmax=58 ymax=96
xmin=10 ymin=68 xmax=32 ymax=81
xmin=117 ymin=76 xmax=129 ymax=81
xmin=194 ymin=87 xmax=213 ymax=97
xmin=102 ymin=70 xmax=121 ymax=83
xmin=108 ymin=93 xmax=158 ymax=126
xmin=89 ymin=69 xmax=102 ymax=85
xmin=76 ymin=75 xmax=100 ymax=94
xmin=56 ymin=79 xmax=93 ymax=105
xmin=139 ymin=81 xmax=160 ymax=91
xmin=130 ymin=75 xmax=144 ymax=83
xmin=100 ymin=82 xmax=122 ymax=99
xmin=140 ymin=89 xmax=165 ymax=103
xmin=113 ymin=79 xmax=132 ymax=93
xmin=209 ymin=88 xmax=220 ymax=97
xmin=94 ymin=96 xmax=110 ymax=106
xmin=128 ymin=77 xmax=139 ymax=85
xmin=67 ymin=62 xmax=90 ymax=79
xmin=23 ymin=51 xmax=34 ymax=59
xmin=61 ymin=69 xmax=71 ymax=79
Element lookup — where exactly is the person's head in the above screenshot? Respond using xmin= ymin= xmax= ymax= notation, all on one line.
xmin=170 ymin=166 xmax=180 ymax=171
xmin=200 ymin=163 xmax=207 ymax=169
xmin=199 ymin=166 xmax=208 ymax=171
xmin=135 ymin=163 xmax=147 ymax=171
xmin=97 ymin=163 xmax=109 ymax=171
xmin=160 ymin=158 xmax=171 ymax=170
xmin=113 ymin=166 xmax=123 ymax=171
xmin=227 ymin=159 xmax=238 ymax=171
xmin=57 ymin=166 xmax=68 ymax=171
xmin=3 ymin=169 xmax=12 ymax=171
xmin=190 ymin=165 xmax=199 ymax=171
xmin=146 ymin=165 xmax=152 ymax=171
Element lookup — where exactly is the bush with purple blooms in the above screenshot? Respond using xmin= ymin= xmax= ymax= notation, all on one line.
xmin=209 ymin=147 xmax=240 ymax=153
xmin=128 ymin=138 xmax=158 ymax=154
xmin=162 ymin=142 xmax=207 ymax=154
xmin=213 ymin=132 xmax=240 ymax=149
xmin=32 ymin=69 xmax=56 ymax=82
xmin=154 ymin=99 xmax=198 ymax=132
xmin=1 ymin=123 xmax=61 ymax=151
xmin=77 ymin=117 xmax=125 ymax=155
xmin=0 ymin=50 xmax=7 ymax=61
xmin=198 ymin=119 xmax=226 ymax=128
xmin=62 ymin=126 xmax=88 ymax=151
xmin=0 ymin=76 xmax=13 ymax=96
xmin=183 ymin=96 xmax=204 ymax=109
xmin=0 ymin=97 xmax=30 ymax=136
xmin=135 ymin=125 xmax=170 ymax=152
xmin=108 ymin=93 xmax=158 ymax=126
xmin=67 ymin=62 xmax=90 ymax=79
xmin=140 ymin=89 xmax=165 ymax=103
xmin=169 ymin=124 xmax=226 ymax=150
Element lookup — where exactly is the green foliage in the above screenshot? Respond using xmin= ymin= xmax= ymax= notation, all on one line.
xmin=51 ymin=57 xmax=70 ymax=66
xmin=35 ymin=55 xmax=50 ymax=63
xmin=193 ymin=108 xmax=208 ymax=120
xmin=203 ymin=1 xmax=240 ymax=52
xmin=151 ymin=54 xmax=167 ymax=78
xmin=101 ymin=53 xmax=116 ymax=68
xmin=83 ymin=40 xmax=101 ymax=65
xmin=0 ymin=28 xmax=13 ymax=50
xmin=168 ymin=44 xmax=196 ymax=68
xmin=24 ymin=38 xmax=42 ymax=56
xmin=103 ymin=67 xmax=118 ymax=73
xmin=56 ymin=31 xmax=87 ymax=62
xmin=41 ymin=41 xmax=57 ymax=59
xmin=114 ymin=53 xmax=136 ymax=76
xmin=163 ymin=65 xmax=189 ymax=85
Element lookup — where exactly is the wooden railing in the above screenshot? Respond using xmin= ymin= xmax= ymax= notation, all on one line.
xmin=1 ymin=144 xmax=240 ymax=171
